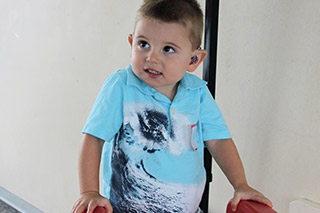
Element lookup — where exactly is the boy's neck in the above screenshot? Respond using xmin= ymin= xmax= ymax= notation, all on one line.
xmin=154 ymin=83 xmax=179 ymax=102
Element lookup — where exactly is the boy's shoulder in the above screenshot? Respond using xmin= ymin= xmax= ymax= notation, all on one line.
xmin=104 ymin=65 xmax=132 ymax=86
xmin=110 ymin=66 xmax=129 ymax=80
xmin=105 ymin=65 xmax=145 ymax=91
xmin=181 ymin=72 xmax=207 ymax=90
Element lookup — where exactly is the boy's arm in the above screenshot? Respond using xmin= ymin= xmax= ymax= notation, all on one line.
xmin=78 ymin=134 xmax=104 ymax=194
xmin=72 ymin=134 xmax=112 ymax=213
xmin=205 ymin=139 xmax=272 ymax=211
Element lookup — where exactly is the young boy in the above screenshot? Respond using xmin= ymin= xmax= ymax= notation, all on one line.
xmin=72 ymin=0 xmax=272 ymax=212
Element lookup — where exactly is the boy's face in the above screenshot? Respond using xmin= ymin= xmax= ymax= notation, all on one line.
xmin=129 ymin=18 xmax=200 ymax=98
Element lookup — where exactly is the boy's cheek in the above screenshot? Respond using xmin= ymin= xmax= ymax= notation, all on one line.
xmin=131 ymin=55 xmax=144 ymax=65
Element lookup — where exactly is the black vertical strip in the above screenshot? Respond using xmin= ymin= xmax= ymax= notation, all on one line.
xmin=203 ymin=0 xmax=219 ymax=93
xmin=200 ymin=0 xmax=220 ymax=212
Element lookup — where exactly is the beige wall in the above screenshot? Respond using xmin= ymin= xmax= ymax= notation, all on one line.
xmin=0 ymin=0 xmax=141 ymax=212
xmin=1 ymin=0 xmax=319 ymax=213
xmin=210 ymin=0 xmax=320 ymax=212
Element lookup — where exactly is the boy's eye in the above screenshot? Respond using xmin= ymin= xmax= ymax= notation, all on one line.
xmin=163 ymin=46 xmax=175 ymax=53
xmin=138 ymin=40 xmax=150 ymax=49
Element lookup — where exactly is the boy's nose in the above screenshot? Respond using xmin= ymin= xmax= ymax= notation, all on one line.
xmin=146 ymin=50 xmax=160 ymax=64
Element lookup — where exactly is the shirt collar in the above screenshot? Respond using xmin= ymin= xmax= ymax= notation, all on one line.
xmin=179 ymin=72 xmax=208 ymax=90
xmin=126 ymin=64 xmax=207 ymax=95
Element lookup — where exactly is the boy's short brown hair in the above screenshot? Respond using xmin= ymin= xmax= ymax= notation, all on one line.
xmin=135 ymin=0 xmax=204 ymax=50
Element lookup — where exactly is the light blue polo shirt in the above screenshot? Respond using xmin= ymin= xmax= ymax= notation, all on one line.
xmin=83 ymin=65 xmax=231 ymax=213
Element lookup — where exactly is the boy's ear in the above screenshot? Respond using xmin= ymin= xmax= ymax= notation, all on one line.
xmin=128 ymin=34 xmax=133 ymax=47
xmin=187 ymin=49 xmax=207 ymax=72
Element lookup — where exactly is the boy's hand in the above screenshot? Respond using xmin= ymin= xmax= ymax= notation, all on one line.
xmin=230 ymin=184 xmax=273 ymax=211
xmin=71 ymin=191 xmax=113 ymax=213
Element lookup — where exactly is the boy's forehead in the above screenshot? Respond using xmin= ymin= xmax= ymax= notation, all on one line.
xmin=134 ymin=18 xmax=186 ymax=32
xmin=133 ymin=18 xmax=192 ymax=44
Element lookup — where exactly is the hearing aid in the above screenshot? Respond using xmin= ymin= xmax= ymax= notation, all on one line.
xmin=189 ymin=55 xmax=198 ymax=65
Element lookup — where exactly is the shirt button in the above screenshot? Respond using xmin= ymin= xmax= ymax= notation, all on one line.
xmin=170 ymin=108 xmax=175 ymax=114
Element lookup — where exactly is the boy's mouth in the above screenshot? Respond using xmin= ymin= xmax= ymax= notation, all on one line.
xmin=144 ymin=69 xmax=162 ymax=75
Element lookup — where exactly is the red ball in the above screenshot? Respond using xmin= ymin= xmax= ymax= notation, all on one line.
xmin=82 ymin=206 xmax=108 ymax=213
xmin=226 ymin=200 xmax=277 ymax=213
xmin=93 ymin=206 xmax=108 ymax=213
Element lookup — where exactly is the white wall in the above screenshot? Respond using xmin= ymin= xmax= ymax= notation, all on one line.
xmin=0 ymin=0 xmax=141 ymax=212
xmin=0 ymin=0 xmax=204 ymax=212
xmin=1 ymin=0 xmax=319 ymax=213
xmin=210 ymin=0 xmax=320 ymax=212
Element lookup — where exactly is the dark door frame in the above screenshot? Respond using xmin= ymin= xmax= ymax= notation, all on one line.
xmin=199 ymin=0 xmax=220 ymax=212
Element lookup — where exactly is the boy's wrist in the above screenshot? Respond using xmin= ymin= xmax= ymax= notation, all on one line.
xmin=233 ymin=181 xmax=249 ymax=191
xmin=80 ymin=190 xmax=100 ymax=195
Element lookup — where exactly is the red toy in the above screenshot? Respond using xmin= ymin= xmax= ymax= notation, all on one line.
xmin=226 ymin=200 xmax=277 ymax=213
xmin=82 ymin=206 xmax=108 ymax=213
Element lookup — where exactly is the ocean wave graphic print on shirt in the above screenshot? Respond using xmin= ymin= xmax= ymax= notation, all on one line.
xmin=109 ymin=105 xmax=205 ymax=213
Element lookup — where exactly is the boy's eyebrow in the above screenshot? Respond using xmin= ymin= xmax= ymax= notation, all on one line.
xmin=134 ymin=35 xmax=147 ymax=40
xmin=134 ymin=34 xmax=182 ymax=50
xmin=165 ymin=42 xmax=182 ymax=50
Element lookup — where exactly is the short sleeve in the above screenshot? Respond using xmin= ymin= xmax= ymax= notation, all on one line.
xmin=82 ymin=72 xmax=124 ymax=142
xmin=200 ymin=87 xmax=231 ymax=141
